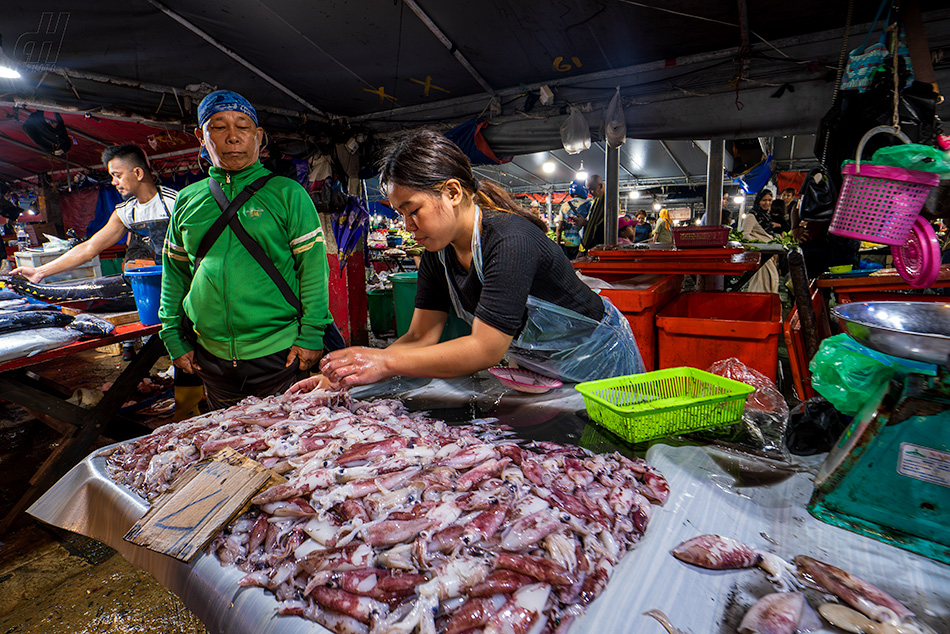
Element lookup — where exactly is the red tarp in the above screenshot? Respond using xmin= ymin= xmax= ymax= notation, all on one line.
xmin=0 ymin=107 xmax=198 ymax=182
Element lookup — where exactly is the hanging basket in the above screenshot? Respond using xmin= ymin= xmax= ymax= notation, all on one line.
xmin=828 ymin=126 xmax=939 ymax=246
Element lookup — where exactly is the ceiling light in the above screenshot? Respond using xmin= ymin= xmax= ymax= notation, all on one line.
xmin=542 ymin=161 xmax=555 ymax=174
xmin=0 ymin=35 xmax=20 ymax=79
xmin=628 ymin=190 xmax=640 ymax=200
xmin=653 ymin=202 xmax=661 ymax=211
xmin=733 ymin=195 xmax=744 ymax=205
xmin=575 ymin=161 xmax=588 ymax=181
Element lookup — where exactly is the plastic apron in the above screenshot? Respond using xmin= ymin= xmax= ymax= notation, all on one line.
xmin=437 ymin=206 xmax=645 ymax=383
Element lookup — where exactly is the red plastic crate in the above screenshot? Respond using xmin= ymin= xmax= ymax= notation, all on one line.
xmin=656 ymin=291 xmax=782 ymax=380
xmin=600 ymin=275 xmax=683 ymax=372
xmin=672 ymin=226 xmax=730 ymax=248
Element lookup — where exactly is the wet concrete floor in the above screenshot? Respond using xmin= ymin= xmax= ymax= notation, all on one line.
xmin=0 ymin=346 xmax=209 ymax=633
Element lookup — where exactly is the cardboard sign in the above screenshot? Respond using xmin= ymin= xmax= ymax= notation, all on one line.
xmin=124 ymin=447 xmax=285 ymax=562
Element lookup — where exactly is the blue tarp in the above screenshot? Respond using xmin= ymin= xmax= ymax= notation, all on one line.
xmin=733 ymin=154 xmax=774 ymax=195
xmin=369 ymin=201 xmax=398 ymax=218
xmin=445 ymin=119 xmax=511 ymax=165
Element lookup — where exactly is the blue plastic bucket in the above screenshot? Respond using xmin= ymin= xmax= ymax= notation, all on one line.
xmin=125 ymin=265 xmax=163 ymax=325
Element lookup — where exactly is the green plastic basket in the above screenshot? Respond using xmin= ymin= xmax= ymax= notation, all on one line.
xmin=575 ymin=367 xmax=756 ymax=443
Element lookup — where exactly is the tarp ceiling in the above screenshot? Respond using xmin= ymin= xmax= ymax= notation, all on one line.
xmin=1 ymin=1 xmax=948 ymax=186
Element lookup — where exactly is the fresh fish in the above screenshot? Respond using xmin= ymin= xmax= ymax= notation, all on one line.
xmin=0 ymin=327 xmax=81 ymax=363
xmin=0 ymin=310 xmax=73 ymax=335
xmin=739 ymin=592 xmax=822 ymax=634
xmin=672 ymin=534 xmax=799 ymax=590
xmin=0 ymin=303 xmax=61 ymax=314
xmin=794 ymin=556 xmax=914 ymax=625
xmin=0 ymin=274 xmax=137 ymax=312
xmin=0 ymin=289 xmax=22 ymax=300
xmin=69 ymin=313 xmax=116 ymax=336
xmin=0 ymin=298 xmax=27 ymax=309
xmin=818 ymin=604 xmax=928 ymax=634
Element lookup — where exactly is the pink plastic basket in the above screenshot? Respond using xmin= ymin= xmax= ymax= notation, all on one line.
xmin=828 ymin=162 xmax=939 ymax=245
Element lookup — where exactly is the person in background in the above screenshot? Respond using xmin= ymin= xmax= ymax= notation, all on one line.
xmin=10 ymin=145 xmax=176 ymax=282
xmin=160 ymin=90 xmax=335 ymax=410
xmin=739 ymin=189 xmax=779 ymax=293
xmin=291 ymin=130 xmax=644 ymax=390
xmin=652 ymin=208 xmax=673 ymax=243
xmin=633 ymin=209 xmax=652 ymax=242
xmin=781 ymin=187 xmax=798 ymax=219
xmin=555 ymin=181 xmax=589 ymax=259
xmin=618 ymin=216 xmax=637 ymax=245
xmin=578 ymin=174 xmax=606 ymax=252
xmin=770 ymin=197 xmax=790 ymax=234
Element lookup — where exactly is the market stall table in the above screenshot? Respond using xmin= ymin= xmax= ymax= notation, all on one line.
xmin=816 ymin=264 xmax=950 ymax=303
xmin=575 ymin=245 xmax=765 ymax=290
xmin=0 ymin=321 xmax=163 ymax=532
xmin=26 ymin=374 xmax=950 ymax=634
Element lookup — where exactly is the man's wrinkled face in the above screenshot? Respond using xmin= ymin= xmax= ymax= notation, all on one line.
xmin=197 ymin=111 xmax=263 ymax=172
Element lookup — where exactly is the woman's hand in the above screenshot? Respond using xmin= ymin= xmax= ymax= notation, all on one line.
xmin=286 ymin=373 xmax=336 ymax=394
xmin=319 ymin=347 xmax=394 ymax=388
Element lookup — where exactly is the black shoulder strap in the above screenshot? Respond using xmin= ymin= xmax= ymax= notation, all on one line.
xmin=203 ymin=174 xmax=302 ymax=321
xmin=195 ymin=174 xmax=276 ymax=271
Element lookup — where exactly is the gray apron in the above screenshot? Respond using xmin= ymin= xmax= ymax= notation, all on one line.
xmin=125 ymin=191 xmax=172 ymax=265
xmin=437 ymin=206 xmax=644 ymax=383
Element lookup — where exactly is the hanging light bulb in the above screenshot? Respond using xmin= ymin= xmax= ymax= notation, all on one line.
xmin=575 ymin=161 xmax=588 ymax=181
xmin=733 ymin=195 xmax=744 ymax=205
xmin=542 ymin=161 xmax=555 ymax=174
xmin=653 ymin=201 xmax=661 ymax=211
xmin=628 ymin=189 xmax=640 ymax=200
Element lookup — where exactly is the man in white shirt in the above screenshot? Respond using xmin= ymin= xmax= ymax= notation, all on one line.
xmin=11 ymin=145 xmax=177 ymax=282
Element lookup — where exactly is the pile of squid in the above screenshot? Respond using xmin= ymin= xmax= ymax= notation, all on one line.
xmin=651 ymin=534 xmax=937 ymax=634
xmin=102 ymin=389 xmax=670 ymax=634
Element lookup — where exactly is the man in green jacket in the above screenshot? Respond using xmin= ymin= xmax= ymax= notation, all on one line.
xmin=159 ymin=90 xmax=334 ymax=409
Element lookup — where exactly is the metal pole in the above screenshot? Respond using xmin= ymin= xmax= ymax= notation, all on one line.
xmin=701 ymin=138 xmax=725 ymax=291
xmin=705 ymin=139 xmax=724 ymax=225
xmin=605 ymin=146 xmax=620 ymax=246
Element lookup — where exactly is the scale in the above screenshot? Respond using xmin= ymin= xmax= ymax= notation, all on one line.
xmin=808 ymin=301 xmax=950 ymax=564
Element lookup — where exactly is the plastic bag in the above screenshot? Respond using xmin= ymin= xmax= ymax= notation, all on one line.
xmin=869 ymin=144 xmax=950 ymax=174
xmin=560 ymin=107 xmax=591 ymax=155
xmin=604 ymin=87 xmax=626 ymax=148
xmin=809 ymin=333 xmax=936 ymax=416
xmin=701 ymin=357 xmax=789 ymax=454
xmin=785 ymin=396 xmax=850 ymax=456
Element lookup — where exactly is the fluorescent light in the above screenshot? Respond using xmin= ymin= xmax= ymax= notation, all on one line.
xmin=733 ymin=195 xmax=744 ymax=204
xmin=628 ymin=190 xmax=640 ymax=200
xmin=542 ymin=161 xmax=555 ymax=174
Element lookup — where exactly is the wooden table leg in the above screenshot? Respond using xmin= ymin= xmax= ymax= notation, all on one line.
xmin=0 ymin=335 xmax=164 ymax=533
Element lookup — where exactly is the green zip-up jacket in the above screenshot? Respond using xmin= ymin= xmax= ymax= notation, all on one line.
xmin=159 ymin=162 xmax=333 ymax=362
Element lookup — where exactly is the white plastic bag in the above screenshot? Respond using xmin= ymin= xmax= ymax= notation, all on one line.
xmin=604 ymin=87 xmax=627 ymax=148
xmin=560 ymin=107 xmax=591 ymax=154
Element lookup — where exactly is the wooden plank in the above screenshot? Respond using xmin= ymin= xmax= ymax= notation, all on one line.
xmin=61 ymin=307 xmax=140 ymax=326
xmin=124 ymin=448 xmax=286 ymax=562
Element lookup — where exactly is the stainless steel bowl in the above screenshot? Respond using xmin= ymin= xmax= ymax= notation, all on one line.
xmin=832 ymin=301 xmax=950 ymax=366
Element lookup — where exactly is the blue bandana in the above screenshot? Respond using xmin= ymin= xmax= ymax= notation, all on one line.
xmin=197 ymin=90 xmax=258 ymax=128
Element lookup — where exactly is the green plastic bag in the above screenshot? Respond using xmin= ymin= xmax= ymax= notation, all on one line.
xmin=869 ymin=144 xmax=950 ymax=174
xmin=809 ymin=334 xmax=937 ymax=416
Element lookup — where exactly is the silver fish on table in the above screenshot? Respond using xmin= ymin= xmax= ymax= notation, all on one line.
xmin=0 ymin=327 xmax=81 ymax=363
